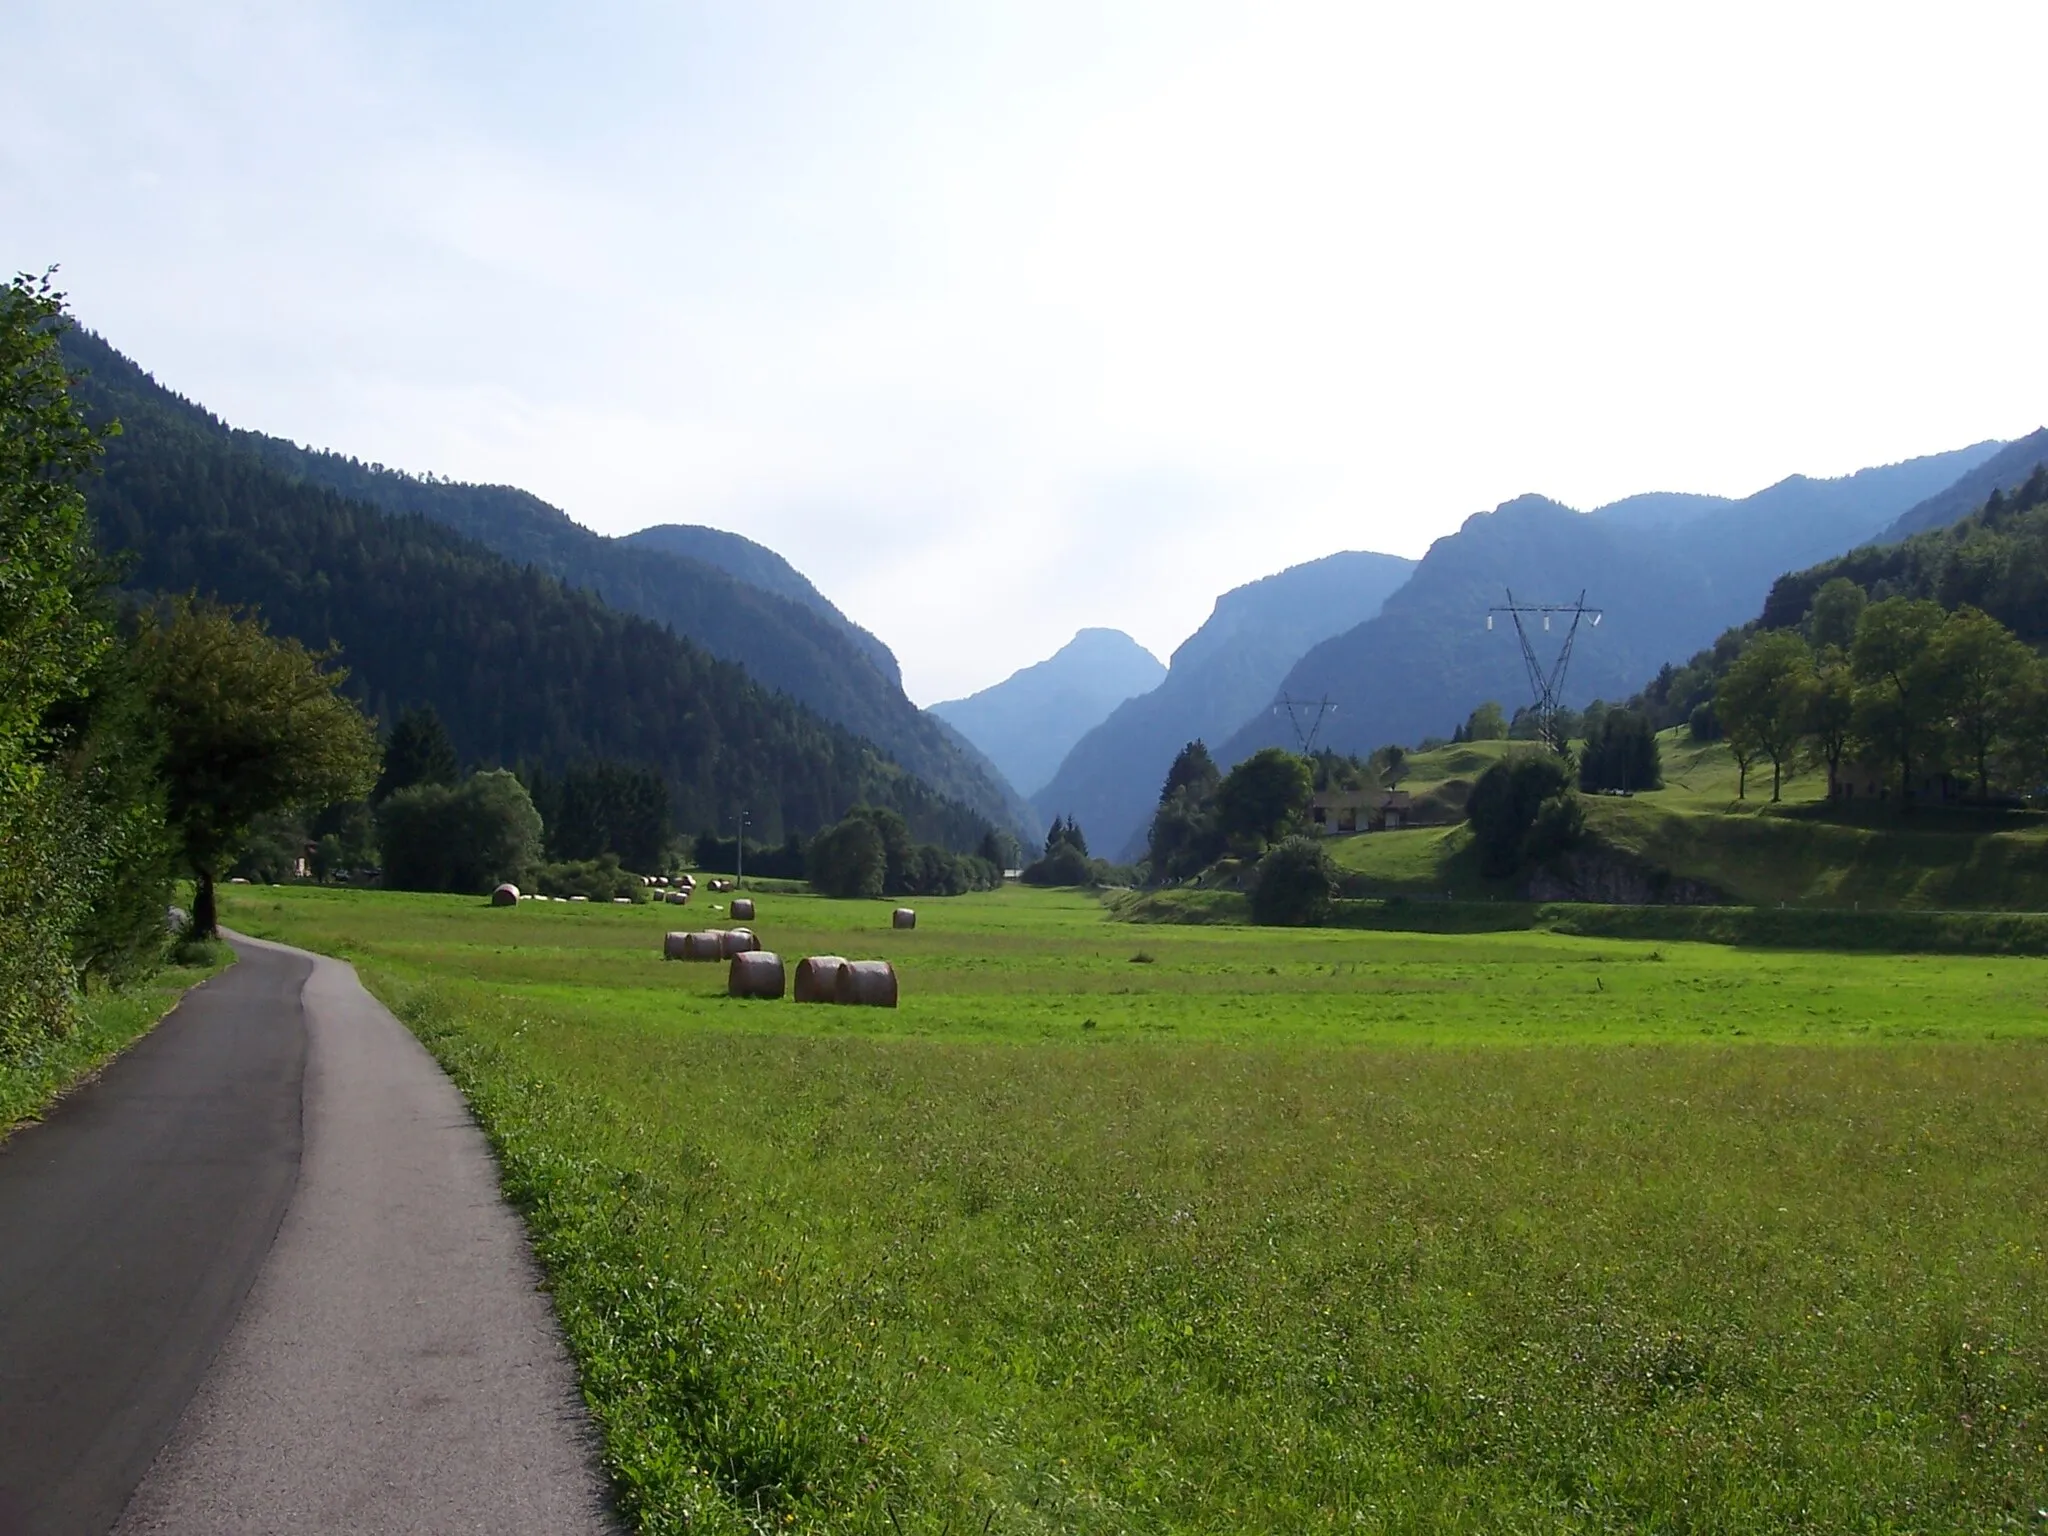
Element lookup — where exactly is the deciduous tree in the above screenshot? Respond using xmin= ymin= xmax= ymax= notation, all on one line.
xmin=145 ymin=600 xmax=381 ymax=935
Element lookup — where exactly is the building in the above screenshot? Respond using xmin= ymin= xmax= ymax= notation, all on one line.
xmin=1308 ymin=788 xmax=1413 ymax=834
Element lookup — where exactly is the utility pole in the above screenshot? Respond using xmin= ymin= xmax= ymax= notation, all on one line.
xmin=735 ymin=808 xmax=750 ymax=887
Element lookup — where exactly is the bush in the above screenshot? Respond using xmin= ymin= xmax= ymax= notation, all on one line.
xmin=1467 ymin=755 xmax=1578 ymax=878
xmin=377 ymin=769 xmax=544 ymax=894
xmin=1250 ymin=836 xmax=1336 ymax=926
xmin=537 ymin=854 xmax=646 ymax=902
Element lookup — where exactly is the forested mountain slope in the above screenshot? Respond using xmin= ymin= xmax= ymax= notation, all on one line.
xmin=931 ymin=629 xmax=1165 ymax=799
xmin=1223 ymin=443 xmax=2005 ymax=764
xmin=620 ymin=522 xmax=899 ymax=682
xmin=63 ymin=330 xmax=992 ymax=849
xmin=1032 ymin=551 xmax=1416 ymax=859
xmin=64 ymin=330 xmax=1031 ymax=838
xmin=1880 ymin=429 xmax=2048 ymax=541
xmin=1762 ymin=459 xmax=2048 ymax=638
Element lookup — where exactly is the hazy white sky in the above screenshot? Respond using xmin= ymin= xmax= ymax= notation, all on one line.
xmin=8 ymin=2 xmax=2047 ymax=702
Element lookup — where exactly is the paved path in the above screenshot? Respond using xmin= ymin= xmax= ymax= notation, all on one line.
xmin=0 ymin=935 xmax=613 ymax=1534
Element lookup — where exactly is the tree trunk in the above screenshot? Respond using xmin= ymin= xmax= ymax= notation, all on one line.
xmin=1772 ymin=759 xmax=1782 ymax=802
xmin=194 ymin=870 xmax=218 ymax=939
xmin=1737 ymin=760 xmax=1747 ymax=799
xmin=1979 ymin=743 xmax=1990 ymax=804
xmin=1899 ymin=750 xmax=1913 ymax=813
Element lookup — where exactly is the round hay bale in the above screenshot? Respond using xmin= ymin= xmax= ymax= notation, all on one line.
xmin=491 ymin=883 xmax=520 ymax=907
xmin=664 ymin=889 xmax=690 ymax=906
xmin=834 ymin=959 xmax=899 ymax=1008
xmin=682 ymin=930 xmax=727 ymax=960
xmin=892 ymin=907 xmax=916 ymax=930
xmin=793 ymin=955 xmax=847 ymax=1003
xmin=663 ymin=931 xmax=692 ymax=960
xmin=679 ymin=874 xmax=696 ymax=888
xmin=728 ymin=950 xmax=785 ymax=1000
xmin=731 ymin=897 xmax=756 ymax=920
xmin=720 ymin=928 xmax=759 ymax=957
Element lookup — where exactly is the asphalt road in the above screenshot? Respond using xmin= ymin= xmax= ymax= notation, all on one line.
xmin=0 ymin=940 xmax=308 ymax=1535
xmin=0 ymin=935 xmax=613 ymax=1534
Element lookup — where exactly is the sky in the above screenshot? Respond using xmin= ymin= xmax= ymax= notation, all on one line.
xmin=8 ymin=2 xmax=2048 ymax=705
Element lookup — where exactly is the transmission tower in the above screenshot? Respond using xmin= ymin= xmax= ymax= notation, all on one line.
xmin=1485 ymin=589 xmax=1602 ymax=753
xmin=1274 ymin=694 xmax=1337 ymax=755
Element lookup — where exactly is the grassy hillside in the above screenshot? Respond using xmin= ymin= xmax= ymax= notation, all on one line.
xmin=1337 ymin=731 xmax=2048 ymax=911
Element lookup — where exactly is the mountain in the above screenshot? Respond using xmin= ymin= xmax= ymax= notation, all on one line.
xmin=61 ymin=328 xmax=993 ymax=849
xmin=1222 ymin=441 xmax=2007 ymax=767
xmin=218 ymin=419 xmax=1033 ymax=838
xmin=1590 ymin=491 xmax=1736 ymax=531
xmin=1031 ymin=551 xmax=1418 ymax=859
xmin=930 ymin=629 xmax=1165 ymax=798
xmin=621 ymin=522 xmax=900 ymax=684
xmin=1879 ymin=428 xmax=2048 ymax=541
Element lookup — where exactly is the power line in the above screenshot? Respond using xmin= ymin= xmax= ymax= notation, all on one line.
xmin=1484 ymin=589 xmax=1602 ymax=754
xmin=1274 ymin=694 xmax=1337 ymax=755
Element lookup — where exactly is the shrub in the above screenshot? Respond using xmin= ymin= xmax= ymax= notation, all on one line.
xmin=536 ymin=853 xmax=646 ymax=902
xmin=1250 ymin=836 xmax=1337 ymax=926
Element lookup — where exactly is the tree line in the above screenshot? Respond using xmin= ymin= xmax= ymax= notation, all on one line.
xmin=1713 ymin=584 xmax=2046 ymax=805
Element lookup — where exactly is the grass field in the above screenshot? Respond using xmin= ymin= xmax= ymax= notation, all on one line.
xmin=1332 ymin=732 xmax=2048 ymax=911
xmin=223 ymin=883 xmax=2048 ymax=1533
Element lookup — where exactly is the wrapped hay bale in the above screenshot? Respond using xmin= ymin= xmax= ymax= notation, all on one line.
xmin=731 ymin=897 xmax=756 ymax=920
xmin=664 ymin=889 xmax=690 ymax=906
xmin=491 ymin=883 xmax=520 ymax=907
xmin=663 ymin=931 xmax=692 ymax=960
xmin=728 ymin=950 xmax=785 ymax=1000
xmin=793 ymin=955 xmax=847 ymax=1003
xmin=682 ymin=930 xmax=727 ymax=960
xmin=720 ymin=928 xmax=760 ymax=957
xmin=834 ymin=959 xmax=899 ymax=1008
xmin=892 ymin=907 xmax=916 ymax=930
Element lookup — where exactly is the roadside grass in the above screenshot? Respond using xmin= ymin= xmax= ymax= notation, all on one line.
xmin=224 ymin=884 xmax=2048 ymax=1533
xmin=0 ymin=950 xmax=234 ymax=1140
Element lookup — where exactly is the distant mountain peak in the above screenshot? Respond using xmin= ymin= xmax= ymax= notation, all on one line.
xmin=931 ymin=629 xmax=1165 ymax=800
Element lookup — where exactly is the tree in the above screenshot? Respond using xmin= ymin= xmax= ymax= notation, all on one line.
xmin=1043 ymin=815 xmax=1089 ymax=859
xmin=1849 ymin=597 xmax=1953 ymax=808
xmin=1577 ymin=709 xmax=1663 ymax=794
xmin=1369 ymin=744 xmax=1408 ymax=788
xmin=1250 ymin=837 xmax=1336 ymax=926
xmin=1464 ymin=701 xmax=1508 ymax=741
xmin=1933 ymin=606 xmax=2031 ymax=800
xmin=144 ymin=601 xmax=381 ymax=935
xmin=1807 ymin=649 xmax=1854 ymax=796
xmin=808 ymin=814 xmax=887 ymax=898
xmin=374 ymin=706 xmax=458 ymax=801
xmin=377 ymin=770 xmax=544 ymax=894
xmin=1466 ymin=755 xmax=1576 ymax=878
xmin=1215 ymin=748 xmax=1314 ymax=850
xmin=1715 ymin=632 xmax=1814 ymax=802
xmin=1159 ymin=741 xmax=1219 ymax=804
xmin=1807 ymin=578 xmax=1867 ymax=653
xmin=0 ymin=272 xmax=110 ymax=776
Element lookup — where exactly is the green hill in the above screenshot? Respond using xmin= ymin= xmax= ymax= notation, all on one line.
xmin=1331 ymin=731 xmax=2048 ymax=911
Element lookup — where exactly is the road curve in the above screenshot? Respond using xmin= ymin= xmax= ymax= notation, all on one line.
xmin=115 ymin=934 xmax=615 ymax=1533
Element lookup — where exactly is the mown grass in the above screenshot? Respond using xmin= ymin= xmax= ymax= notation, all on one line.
xmin=224 ymin=884 xmax=2048 ymax=1533
xmin=0 ymin=949 xmax=234 ymax=1140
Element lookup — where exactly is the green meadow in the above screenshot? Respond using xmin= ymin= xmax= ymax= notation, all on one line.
xmin=223 ymin=883 xmax=2048 ymax=1533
